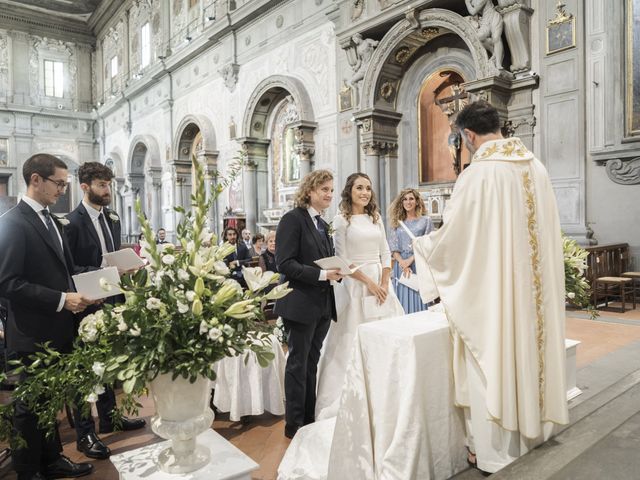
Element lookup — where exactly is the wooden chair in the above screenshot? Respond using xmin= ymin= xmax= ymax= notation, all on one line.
xmin=590 ymin=245 xmax=636 ymax=312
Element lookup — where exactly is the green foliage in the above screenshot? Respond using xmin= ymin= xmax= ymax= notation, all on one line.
xmin=0 ymin=153 xmax=290 ymax=441
xmin=563 ymin=235 xmax=598 ymax=319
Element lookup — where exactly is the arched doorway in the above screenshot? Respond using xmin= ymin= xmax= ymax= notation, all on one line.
xmin=241 ymin=76 xmax=316 ymax=231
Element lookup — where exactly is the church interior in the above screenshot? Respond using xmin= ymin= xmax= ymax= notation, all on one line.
xmin=0 ymin=0 xmax=640 ymax=478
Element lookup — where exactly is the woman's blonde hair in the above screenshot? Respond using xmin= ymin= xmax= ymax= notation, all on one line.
xmin=265 ymin=230 xmax=276 ymax=242
xmin=294 ymin=169 xmax=334 ymax=208
xmin=339 ymin=172 xmax=380 ymax=224
xmin=388 ymin=188 xmax=426 ymax=228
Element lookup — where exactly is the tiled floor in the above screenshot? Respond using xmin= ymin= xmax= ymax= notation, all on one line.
xmin=1 ymin=305 xmax=639 ymax=480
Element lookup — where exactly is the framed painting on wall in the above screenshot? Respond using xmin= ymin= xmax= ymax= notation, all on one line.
xmin=546 ymin=3 xmax=575 ymax=55
xmin=626 ymin=0 xmax=640 ymax=137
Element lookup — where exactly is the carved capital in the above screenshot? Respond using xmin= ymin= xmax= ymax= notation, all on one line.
xmin=361 ymin=141 xmax=397 ymax=156
xmin=605 ymin=158 xmax=640 ymax=185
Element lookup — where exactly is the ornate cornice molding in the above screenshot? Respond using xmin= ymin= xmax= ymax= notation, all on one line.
xmin=0 ymin=3 xmax=95 ymax=45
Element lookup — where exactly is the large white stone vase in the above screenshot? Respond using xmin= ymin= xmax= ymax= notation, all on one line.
xmin=149 ymin=373 xmax=215 ymax=474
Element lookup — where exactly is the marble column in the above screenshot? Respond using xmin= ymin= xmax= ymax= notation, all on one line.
xmin=171 ymin=159 xmax=193 ymax=235
xmin=237 ymin=137 xmax=270 ymax=231
xmin=147 ymin=166 xmax=162 ymax=231
xmin=127 ymin=172 xmax=146 ymax=237
xmin=196 ymin=150 xmax=220 ymax=234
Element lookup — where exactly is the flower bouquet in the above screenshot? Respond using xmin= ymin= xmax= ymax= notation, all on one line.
xmin=563 ymin=235 xmax=598 ymax=319
xmin=0 ymin=156 xmax=290 ymax=468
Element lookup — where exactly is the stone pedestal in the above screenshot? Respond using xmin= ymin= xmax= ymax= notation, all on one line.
xmin=110 ymin=429 xmax=258 ymax=480
xmin=566 ymin=338 xmax=582 ymax=401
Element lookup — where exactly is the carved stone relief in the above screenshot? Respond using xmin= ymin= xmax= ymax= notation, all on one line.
xmin=301 ymin=42 xmax=329 ymax=103
xmin=0 ymin=31 xmax=8 ymax=97
xmin=464 ymin=0 xmax=505 ymax=70
xmin=348 ymin=33 xmax=379 ymax=86
xmin=219 ymin=63 xmax=240 ymax=92
xmin=605 ymin=158 xmax=640 ymax=185
xmin=352 ymin=0 xmax=364 ymax=20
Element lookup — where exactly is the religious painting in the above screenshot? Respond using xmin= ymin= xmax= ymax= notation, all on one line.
xmin=546 ymin=4 xmax=575 ymax=55
xmin=417 ymin=69 xmax=469 ymax=185
xmin=339 ymin=81 xmax=354 ymax=112
xmin=626 ymin=0 xmax=640 ymax=136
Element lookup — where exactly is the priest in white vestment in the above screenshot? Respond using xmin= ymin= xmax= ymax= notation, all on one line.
xmin=413 ymin=101 xmax=569 ymax=473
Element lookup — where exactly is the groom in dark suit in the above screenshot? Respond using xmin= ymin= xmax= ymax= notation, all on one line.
xmin=275 ymin=169 xmax=342 ymax=439
xmin=64 ymin=162 xmax=145 ymax=460
xmin=0 ymin=153 xmax=95 ymax=480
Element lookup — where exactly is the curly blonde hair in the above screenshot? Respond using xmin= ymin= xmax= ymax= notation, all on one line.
xmin=294 ymin=169 xmax=334 ymax=208
xmin=388 ymin=188 xmax=426 ymax=228
xmin=339 ymin=173 xmax=380 ymax=224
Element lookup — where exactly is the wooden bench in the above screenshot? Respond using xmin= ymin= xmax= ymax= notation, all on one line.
xmin=585 ymin=243 xmax=636 ymax=312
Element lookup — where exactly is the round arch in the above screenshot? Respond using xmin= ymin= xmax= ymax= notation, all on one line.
xmin=173 ymin=114 xmax=217 ymax=160
xmin=242 ymin=75 xmax=315 ymax=138
xmin=126 ymin=134 xmax=161 ymax=173
xmin=359 ymin=8 xmax=496 ymax=111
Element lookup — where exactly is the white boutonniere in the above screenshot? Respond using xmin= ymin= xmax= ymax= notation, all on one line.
xmin=53 ymin=214 xmax=70 ymax=226
xmin=326 ymin=221 xmax=335 ymax=238
xmin=107 ymin=211 xmax=120 ymax=223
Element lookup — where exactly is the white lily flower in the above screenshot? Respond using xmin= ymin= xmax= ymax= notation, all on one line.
xmin=223 ymin=324 xmax=235 ymax=336
xmin=265 ymin=283 xmax=293 ymax=301
xmin=242 ymin=266 xmax=271 ymax=292
xmin=186 ymin=290 xmax=196 ymax=302
xmin=162 ymin=254 xmax=175 ymax=265
xmin=117 ymin=317 xmax=128 ymax=332
xmin=224 ymin=300 xmax=256 ymax=319
xmin=86 ymin=392 xmax=98 ymax=403
xmin=213 ymin=261 xmax=230 ymax=275
xmin=567 ymin=292 xmax=576 ymax=299
xmin=93 ymin=384 xmax=106 ymax=395
xmin=92 ymin=362 xmax=106 ymax=378
xmin=130 ymin=324 xmax=141 ymax=336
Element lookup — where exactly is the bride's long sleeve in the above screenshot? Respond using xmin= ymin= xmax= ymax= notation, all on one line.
xmin=377 ymin=219 xmax=392 ymax=269
xmin=332 ymin=214 xmax=348 ymax=260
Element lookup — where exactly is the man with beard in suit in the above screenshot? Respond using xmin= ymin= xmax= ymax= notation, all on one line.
xmin=274 ymin=169 xmax=342 ymax=439
xmin=0 ymin=153 xmax=95 ymax=480
xmin=64 ymin=162 xmax=146 ymax=461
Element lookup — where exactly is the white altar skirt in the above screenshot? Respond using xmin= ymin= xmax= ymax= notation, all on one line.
xmin=213 ymin=335 xmax=286 ymax=421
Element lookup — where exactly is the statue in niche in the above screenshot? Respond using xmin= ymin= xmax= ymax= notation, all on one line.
xmin=465 ymin=0 xmax=504 ymax=70
xmin=350 ymin=33 xmax=379 ymax=85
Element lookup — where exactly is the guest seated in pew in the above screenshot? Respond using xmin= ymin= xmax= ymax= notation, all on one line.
xmin=248 ymin=233 xmax=265 ymax=258
xmin=259 ymin=231 xmax=277 ymax=274
xmin=223 ymin=226 xmax=251 ymax=287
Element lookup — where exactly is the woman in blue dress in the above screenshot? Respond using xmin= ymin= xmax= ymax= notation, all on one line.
xmin=388 ymin=188 xmax=434 ymax=313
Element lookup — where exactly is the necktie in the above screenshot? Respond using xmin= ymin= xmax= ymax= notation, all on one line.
xmin=315 ymin=215 xmax=326 ymax=236
xmin=42 ymin=209 xmax=63 ymax=256
xmin=98 ymin=212 xmax=115 ymax=253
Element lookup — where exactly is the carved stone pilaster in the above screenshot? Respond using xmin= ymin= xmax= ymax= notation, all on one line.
xmin=237 ymin=137 xmax=270 ymax=231
xmin=289 ymin=120 xmax=317 ymax=177
xmin=605 ymin=158 xmax=640 ymax=185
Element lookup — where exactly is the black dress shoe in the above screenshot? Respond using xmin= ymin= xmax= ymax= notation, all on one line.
xmin=77 ymin=431 xmax=111 ymax=459
xmin=100 ymin=416 xmax=146 ymax=433
xmin=43 ymin=455 xmax=93 ymax=479
xmin=284 ymin=424 xmax=299 ymax=439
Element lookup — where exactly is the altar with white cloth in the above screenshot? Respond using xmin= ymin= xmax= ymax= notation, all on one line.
xmin=278 ymin=310 xmax=469 ymax=480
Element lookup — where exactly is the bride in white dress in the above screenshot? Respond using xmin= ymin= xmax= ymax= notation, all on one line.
xmin=315 ymin=173 xmax=404 ymax=420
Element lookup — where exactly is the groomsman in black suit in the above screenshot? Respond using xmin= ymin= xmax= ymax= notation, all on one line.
xmin=222 ymin=226 xmax=251 ymax=285
xmin=274 ymin=169 xmax=342 ymax=439
xmin=0 ymin=153 xmax=95 ymax=480
xmin=65 ymin=162 xmax=146 ymax=460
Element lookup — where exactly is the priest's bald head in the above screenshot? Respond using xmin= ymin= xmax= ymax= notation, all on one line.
xmin=455 ymin=101 xmax=503 ymax=155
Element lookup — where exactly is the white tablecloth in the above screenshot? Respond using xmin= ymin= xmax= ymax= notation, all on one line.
xmin=213 ymin=335 xmax=286 ymax=421
xmin=279 ymin=311 xmax=468 ymax=480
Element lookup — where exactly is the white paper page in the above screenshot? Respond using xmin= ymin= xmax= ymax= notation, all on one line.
xmin=314 ymin=256 xmax=371 ymax=275
xmin=102 ymin=248 xmax=145 ymax=270
xmin=72 ymin=266 xmax=122 ymax=300
xmin=397 ymin=273 xmax=420 ymax=292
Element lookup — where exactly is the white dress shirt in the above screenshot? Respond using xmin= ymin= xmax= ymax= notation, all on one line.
xmin=308 ymin=206 xmax=328 ymax=282
xmin=21 ymin=195 xmax=66 ymax=312
xmin=82 ymin=200 xmax=115 ymax=266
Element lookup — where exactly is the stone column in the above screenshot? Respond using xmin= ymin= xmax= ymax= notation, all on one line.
xmin=171 ymin=159 xmax=193 ymax=235
xmin=196 ymin=150 xmax=220 ymax=233
xmin=237 ymin=137 xmax=270 ymax=231
xmin=354 ymin=109 xmax=402 ymax=211
xmin=290 ymin=120 xmax=317 ymax=177
xmin=127 ymin=172 xmax=146 ymax=236
xmin=147 ymin=166 xmax=162 ymax=231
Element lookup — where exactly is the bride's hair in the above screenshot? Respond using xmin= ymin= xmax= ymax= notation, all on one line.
xmin=339 ymin=172 xmax=380 ymax=224
xmin=388 ymin=188 xmax=426 ymax=228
